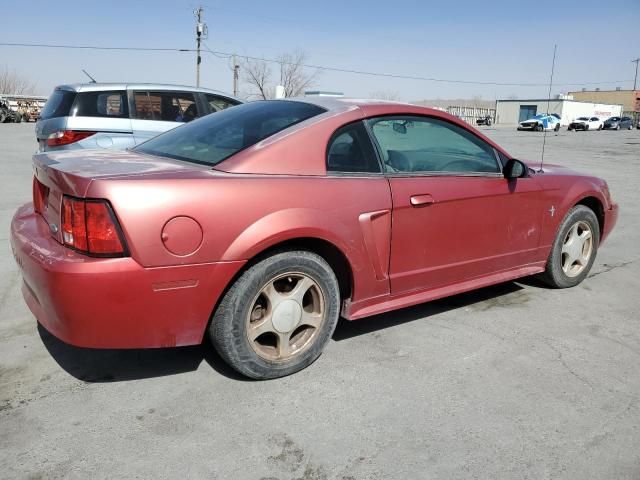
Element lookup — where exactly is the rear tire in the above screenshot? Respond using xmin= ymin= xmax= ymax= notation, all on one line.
xmin=538 ymin=205 xmax=600 ymax=288
xmin=554 ymin=124 xmax=560 ymax=132
xmin=209 ymin=250 xmax=341 ymax=379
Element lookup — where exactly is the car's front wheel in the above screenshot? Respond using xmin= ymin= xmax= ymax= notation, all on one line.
xmin=539 ymin=205 xmax=600 ymax=288
xmin=554 ymin=124 xmax=560 ymax=132
xmin=209 ymin=250 xmax=341 ymax=379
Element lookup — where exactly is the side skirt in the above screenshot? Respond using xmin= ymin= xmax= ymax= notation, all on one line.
xmin=342 ymin=263 xmax=546 ymax=320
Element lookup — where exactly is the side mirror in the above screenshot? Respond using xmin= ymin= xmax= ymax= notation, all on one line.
xmin=504 ymin=158 xmax=528 ymax=180
xmin=392 ymin=122 xmax=407 ymax=134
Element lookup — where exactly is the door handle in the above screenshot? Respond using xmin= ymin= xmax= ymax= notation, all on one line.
xmin=410 ymin=194 xmax=435 ymax=207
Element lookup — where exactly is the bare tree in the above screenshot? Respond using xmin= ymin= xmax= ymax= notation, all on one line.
xmin=241 ymin=51 xmax=318 ymax=100
xmin=278 ymin=51 xmax=318 ymax=98
xmin=241 ymin=58 xmax=273 ymax=100
xmin=369 ymin=90 xmax=400 ymax=101
xmin=0 ymin=66 xmax=37 ymax=95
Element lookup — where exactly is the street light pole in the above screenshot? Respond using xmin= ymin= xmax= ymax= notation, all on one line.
xmin=633 ymin=58 xmax=640 ymax=91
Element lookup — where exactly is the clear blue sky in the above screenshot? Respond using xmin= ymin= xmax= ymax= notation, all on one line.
xmin=2 ymin=0 xmax=639 ymax=100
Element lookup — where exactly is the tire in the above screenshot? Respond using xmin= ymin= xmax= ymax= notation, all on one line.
xmin=598 ymin=124 xmax=603 ymax=130
xmin=14 ymin=113 xmax=21 ymax=123
xmin=615 ymin=125 xmax=620 ymax=130
xmin=585 ymin=125 xmax=589 ymax=131
xmin=536 ymin=124 xmax=544 ymax=132
xmin=628 ymin=125 xmax=633 ymax=130
xmin=0 ymin=112 xmax=5 ymax=123
xmin=554 ymin=124 xmax=560 ymax=132
xmin=209 ymin=250 xmax=341 ymax=379
xmin=539 ymin=205 xmax=600 ymax=288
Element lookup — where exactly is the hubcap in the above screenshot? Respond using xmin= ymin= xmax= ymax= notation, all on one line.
xmin=246 ymin=273 xmax=325 ymax=362
xmin=561 ymin=221 xmax=593 ymax=277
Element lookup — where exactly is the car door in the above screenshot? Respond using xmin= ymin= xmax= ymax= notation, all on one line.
xmin=366 ymin=115 xmax=543 ymax=294
xmin=129 ymin=90 xmax=198 ymax=144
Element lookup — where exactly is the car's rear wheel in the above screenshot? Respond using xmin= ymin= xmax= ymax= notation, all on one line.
xmin=554 ymin=124 xmax=560 ymax=132
xmin=209 ymin=250 xmax=340 ymax=379
xmin=539 ymin=205 xmax=599 ymax=288
xmin=598 ymin=124 xmax=603 ymax=130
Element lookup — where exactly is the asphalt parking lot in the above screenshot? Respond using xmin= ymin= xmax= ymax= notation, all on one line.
xmin=1 ymin=123 xmax=638 ymax=479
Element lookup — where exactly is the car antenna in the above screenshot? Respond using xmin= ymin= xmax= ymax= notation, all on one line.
xmin=81 ymin=69 xmax=97 ymax=83
xmin=539 ymin=44 xmax=557 ymax=173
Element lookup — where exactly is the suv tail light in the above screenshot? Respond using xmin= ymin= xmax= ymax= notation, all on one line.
xmin=61 ymin=196 xmax=127 ymax=256
xmin=47 ymin=130 xmax=96 ymax=147
xmin=33 ymin=177 xmax=50 ymax=214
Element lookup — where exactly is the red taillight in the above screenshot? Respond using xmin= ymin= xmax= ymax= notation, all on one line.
xmin=46 ymin=130 xmax=96 ymax=147
xmin=32 ymin=176 xmax=50 ymax=214
xmin=61 ymin=196 xmax=126 ymax=256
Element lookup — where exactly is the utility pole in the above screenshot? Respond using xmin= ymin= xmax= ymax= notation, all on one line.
xmin=194 ymin=7 xmax=205 ymax=87
xmin=633 ymin=58 xmax=640 ymax=91
xmin=232 ymin=54 xmax=239 ymax=97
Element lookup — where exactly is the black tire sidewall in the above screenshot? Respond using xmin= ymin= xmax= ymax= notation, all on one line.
xmin=544 ymin=205 xmax=600 ymax=288
xmin=209 ymin=251 xmax=341 ymax=379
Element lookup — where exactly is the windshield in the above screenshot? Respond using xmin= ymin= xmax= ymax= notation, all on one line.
xmin=576 ymin=117 xmax=589 ymax=121
xmin=134 ymin=100 xmax=326 ymax=166
xmin=608 ymin=117 xmax=620 ymax=122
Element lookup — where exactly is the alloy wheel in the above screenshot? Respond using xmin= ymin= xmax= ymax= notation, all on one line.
xmin=561 ymin=221 xmax=593 ymax=277
xmin=246 ymin=272 xmax=325 ymax=362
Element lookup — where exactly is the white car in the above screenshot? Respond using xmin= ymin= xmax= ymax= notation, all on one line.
xmin=517 ymin=113 xmax=561 ymax=132
xmin=568 ymin=116 xmax=603 ymax=131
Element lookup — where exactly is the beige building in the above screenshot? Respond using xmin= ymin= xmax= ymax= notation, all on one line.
xmin=568 ymin=89 xmax=640 ymax=112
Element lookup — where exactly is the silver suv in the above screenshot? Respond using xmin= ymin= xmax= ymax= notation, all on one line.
xmin=36 ymin=83 xmax=241 ymax=151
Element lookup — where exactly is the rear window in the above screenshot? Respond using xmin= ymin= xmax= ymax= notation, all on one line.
xmin=40 ymin=89 xmax=76 ymax=120
xmin=134 ymin=100 xmax=325 ymax=166
xmin=71 ymin=91 xmax=128 ymax=118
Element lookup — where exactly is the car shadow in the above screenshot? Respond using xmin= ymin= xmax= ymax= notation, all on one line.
xmin=39 ymin=281 xmax=529 ymax=383
xmin=333 ymin=281 xmax=525 ymax=341
xmin=37 ymin=324 xmax=249 ymax=383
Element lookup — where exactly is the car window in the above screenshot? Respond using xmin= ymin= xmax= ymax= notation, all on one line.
xmin=204 ymin=94 xmax=239 ymax=114
xmin=40 ymin=89 xmax=77 ymax=120
xmin=134 ymin=100 xmax=325 ymax=166
xmin=590 ymin=117 xmax=599 ymax=121
xmin=366 ymin=116 xmax=500 ymax=174
xmin=132 ymin=91 xmax=198 ymax=122
xmin=327 ymin=122 xmax=380 ymax=174
xmin=71 ymin=91 xmax=128 ymax=118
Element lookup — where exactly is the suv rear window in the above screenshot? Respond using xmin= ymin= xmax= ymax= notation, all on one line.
xmin=72 ymin=91 xmax=128 ymax=118
xmin=40 ymin=89 xmax=76 ymax=120
xmin=134 ymin=100 xmax=325 ymax=166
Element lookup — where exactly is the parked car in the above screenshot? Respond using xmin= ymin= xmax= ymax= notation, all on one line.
xmin=36 ymin=83 xmax=241 ymax=152
xmin=11 ymin=98 xmax=618 ymax=379
xmin=568 ymin=116 xmax=603 ymax=131
xmin=476 ymin=115 xmax=492 ymax=126
xmin=517 ymin=113 xmax=561 ymax=131
xmin=603 ymin=116 xmax=633 ymax=130
xmin=0 ymin=98 xmax=22 ymax=123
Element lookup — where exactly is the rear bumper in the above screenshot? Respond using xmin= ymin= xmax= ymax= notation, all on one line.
xmin=602 ymin=202 xmax=619 ymax=243
xmin=10 ymin=203 xmax=245 ymax=348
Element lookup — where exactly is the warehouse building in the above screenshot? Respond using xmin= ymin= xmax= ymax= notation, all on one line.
xmin=495 ymin=97 xmax=623 ymax=126
xmin=568 ymin=89 xmax=639 ymax=113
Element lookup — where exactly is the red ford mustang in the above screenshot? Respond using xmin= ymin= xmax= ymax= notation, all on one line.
xmin=11 ymin=98 xmax=618 ymax=379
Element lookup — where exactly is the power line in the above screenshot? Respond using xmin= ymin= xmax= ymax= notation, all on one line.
xmin=0 ymin=41 xmax=633 ymax=88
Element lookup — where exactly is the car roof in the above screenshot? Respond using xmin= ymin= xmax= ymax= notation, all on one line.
xmin=283 ymin=96 xmax=442 ymax=115
xmin=56 ymin=83 xmax=239 ymax=100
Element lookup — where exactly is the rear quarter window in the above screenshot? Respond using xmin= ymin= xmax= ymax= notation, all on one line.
xmin=39 ymin=90 xmax=77 ymax=120
xmin=71 ymin=91 xmax=128 ymax=118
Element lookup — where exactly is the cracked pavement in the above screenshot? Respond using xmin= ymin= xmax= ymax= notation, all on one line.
xmin=1 ymin=123 xmax=639 ymax=479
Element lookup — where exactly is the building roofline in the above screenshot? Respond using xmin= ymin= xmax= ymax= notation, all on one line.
xmin=496 ymin=98 xmax=625 ymax=106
